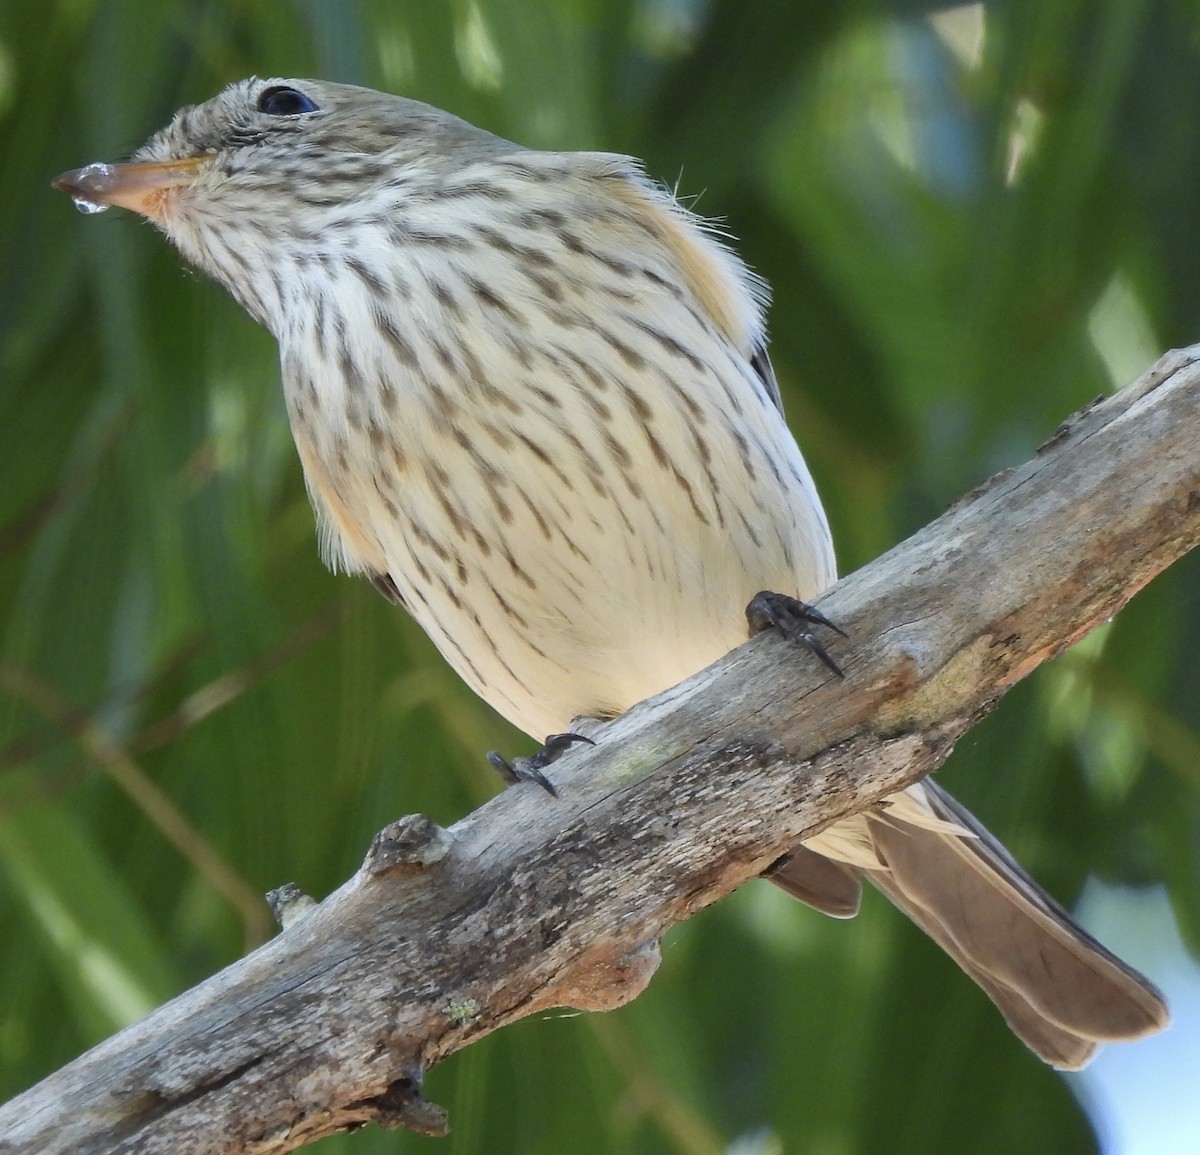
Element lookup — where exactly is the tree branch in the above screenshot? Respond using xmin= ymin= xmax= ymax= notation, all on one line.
xmin=3 ymin=348 xmax=1199 ymax=1155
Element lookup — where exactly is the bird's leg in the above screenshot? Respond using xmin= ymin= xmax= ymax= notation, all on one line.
xmin=746 ymin=590 xmax=846 ymax=677
xmin=486 ymin=732 xmax=595 ymax=797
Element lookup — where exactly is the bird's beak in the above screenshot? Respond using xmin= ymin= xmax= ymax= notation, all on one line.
xmin=52 ymin=156 xmax=207 ymax=218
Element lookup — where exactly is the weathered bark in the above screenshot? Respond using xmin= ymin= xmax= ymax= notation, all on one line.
xmin=2 ymin=348 xmax=1198 ymax=1154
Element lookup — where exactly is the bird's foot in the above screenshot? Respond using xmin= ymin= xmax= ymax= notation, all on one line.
xmin=486 ymin=732 xmax=595 ymax=798
xmin=746 ymin=590 xmax=846 ymax=677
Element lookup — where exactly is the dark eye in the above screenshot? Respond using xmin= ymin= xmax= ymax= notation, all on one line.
xmin=257 ymin=86 xmax=319 ymax=116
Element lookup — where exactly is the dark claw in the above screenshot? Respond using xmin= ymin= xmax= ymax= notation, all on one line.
xmin=486 ymin=750 xmax=558 ymax=795
xmin=532 ymin=731 xmax=596 ymax=767
xmin=486 ymin=732 xmax=595 ymax=798
xmin=745 ymin=589 xmax=846 ymax=677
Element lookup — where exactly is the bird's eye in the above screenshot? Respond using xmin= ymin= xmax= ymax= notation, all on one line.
xmin=257 ymin=86 xmax=319 ymax=116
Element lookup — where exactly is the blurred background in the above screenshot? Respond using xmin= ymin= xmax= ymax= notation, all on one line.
xmin=2 ymin=1 xmax=1199 ymax=1152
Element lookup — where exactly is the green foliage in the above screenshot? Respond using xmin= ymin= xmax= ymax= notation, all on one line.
xmin=1 ymin=1 xmax=1198 ymax=1151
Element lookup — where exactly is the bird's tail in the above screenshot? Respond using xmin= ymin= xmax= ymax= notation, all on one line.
xmin=767 ymin=779 xmax=1169 ymax=1069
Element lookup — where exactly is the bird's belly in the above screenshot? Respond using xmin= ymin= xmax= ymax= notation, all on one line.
xmin=364 ymin=415 xmax=831 ymax=738
xmin=287 ymin=351 xmax=835 ymax=740
xmin=385 ymin=478 xmax=794 ymax=737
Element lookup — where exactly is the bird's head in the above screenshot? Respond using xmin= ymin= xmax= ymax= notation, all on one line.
xmin=53 ymin=76 xmax=506 ymax=327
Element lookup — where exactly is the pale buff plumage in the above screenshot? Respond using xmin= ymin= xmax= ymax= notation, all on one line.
xmin=55 ymin=77 xmax=1168 ymax=1068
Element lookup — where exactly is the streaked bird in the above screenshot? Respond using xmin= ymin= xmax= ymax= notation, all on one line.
xmin=55 ymin=77 xmax=1169 ymax=1068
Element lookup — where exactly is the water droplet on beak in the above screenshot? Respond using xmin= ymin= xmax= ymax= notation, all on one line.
xmin=64 ymin=163 xmax=119 ymax=214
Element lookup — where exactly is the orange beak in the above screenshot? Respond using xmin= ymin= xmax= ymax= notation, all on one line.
xmin=52 ymin=156 xmax=207 ymax=218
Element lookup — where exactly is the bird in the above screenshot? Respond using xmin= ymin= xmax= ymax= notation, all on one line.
xmin=55 ymin=76 xmax=1168 ymax=1069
